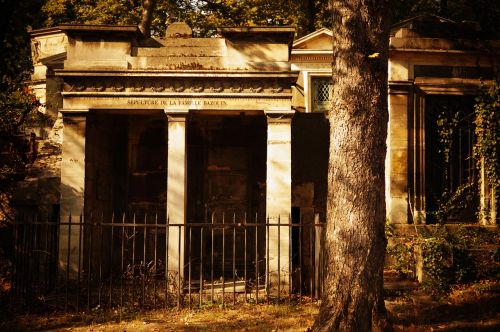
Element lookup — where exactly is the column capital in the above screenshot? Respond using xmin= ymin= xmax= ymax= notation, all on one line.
xmin=264 ymin=109 xmax=295 ymax=123
xmin=164 ymin=109 xmax=189 ymax=122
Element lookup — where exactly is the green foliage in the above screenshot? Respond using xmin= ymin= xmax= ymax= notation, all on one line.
xmin=387 ymin=240 xmax=417 ymax=280
xmin=474 ymin=82 xmax=500 ymax=187
xmin=387 ymin=224 xmax=499 ymax=296
xmin=392 ymin=0 xmax=500 ymax=37
xmin=42 ymin=0 xmax=141 ymax=26
xmin=433 ymin=182 xmax=476 ymax=223
xmin=40 ymin=0 xmax=333 ymax=37
xmin=418 ymin=225 xmax=499 ymax=295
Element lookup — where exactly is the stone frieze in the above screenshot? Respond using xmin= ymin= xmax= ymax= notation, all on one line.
xmin=62 ymin=77 xmax=293 ymax=94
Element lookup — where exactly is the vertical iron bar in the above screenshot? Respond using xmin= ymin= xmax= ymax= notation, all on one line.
xmin=120 ymin=213 xmax=125 ymax=308
xmin=132 ymin=213 xmax=136 ymax=306
xmin=232 ymin=212 xmax=236 ymax=306
xmin=165 ymin=214 xmax=169 ymax=308
xmin=243 ymin=212 xmax=247 ymax=303
xmin=109 ymin=213 xmax=114 ymax=308
xmin=177 ymin=224 xmax=181 ymax=309
xmin=309 ymin=224 xmax=313 ymax=302
xmin=34 ymin=218 xmax=39 ymax=302
xmin=77 ymin=214 xmax=83 ymax=311
xmin=289 ymin=214 xmax=292 ymax=303
xmin=142 ymin=214 xmax=147 ymax=308
xmin=199 ymin=225 xmax=203 ymax=308
xmin=28 ymin=216 xmax=34 ymax=312
xmin=210 ymin=212 xmax=214 ymax=303
xmin=278 ymin=215 xmax=281 ymax=303
xmin=200 ymin=226 xmax=201 ymax=308
xmin=21 ymin=217 xmax=27 ymax=303
xmin=255 ymin=213 xmax=258 ymax=304
xmin=299 ymin=214 xmax=302 ymax=302
xmin=266 ymin=216 xmax=269 ymax=304
xmin=188 ymin=225 xmax=192 ymax=309
xmin=65 ymin=214 xmax=71 ymax=311
xmin=98 ymin=213 xmax=103 ymax=308
xmin=222 ymin=212 xmax=225 ymax=307
xmin=87 ymin=213 xmax=93 ymax=311
xmin=153 ymin=213 xmax=158 ymax=308
xmin=12 ymin=216 xmax=18 ymax=303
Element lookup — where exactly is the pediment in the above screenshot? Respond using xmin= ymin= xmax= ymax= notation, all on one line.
xmin=293 ymin=28 xmax=332 ymax=51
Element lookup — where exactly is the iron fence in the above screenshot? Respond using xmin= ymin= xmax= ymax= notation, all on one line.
xmin=11 ymin=212 xmax=324 ymax=312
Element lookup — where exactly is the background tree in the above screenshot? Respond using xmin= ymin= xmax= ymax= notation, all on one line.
xmin=313 ymin=0 xmax=391 ymax=330
xmin=0 ymin=0 xmax=46 ymax=221
xmin=392 ymin=0 xmax=500 ymax=37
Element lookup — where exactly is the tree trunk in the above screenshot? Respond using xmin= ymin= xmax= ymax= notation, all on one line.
xmin=440 ymin=0 xmax=448 ymax=16
xmin=305 ymin=0 xmax=316 ymax=34
xmin=138 ymin=0 xmax=157 ymax=37
xmin=313 ymin=1 xmax=391 ymax=331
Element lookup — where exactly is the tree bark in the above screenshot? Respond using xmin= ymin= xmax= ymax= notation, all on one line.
xmin=138 ymin=0 xmax=157 ymax=37
xmin=305 ymin=0 xmax=316 ymax=34
xmin=440 ymin=0 xmax=448 ymax=16
xmin=313 ymin=1 xmax=391 ymax=331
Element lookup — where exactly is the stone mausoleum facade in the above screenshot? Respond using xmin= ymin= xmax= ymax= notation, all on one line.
xmin=26 ymin=16 xmax=498 ymax=282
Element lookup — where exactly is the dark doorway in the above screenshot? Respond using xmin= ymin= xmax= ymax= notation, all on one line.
xmin=187 ymin=112 xmax=267 ymax=281
xmin=85 ymin=111 xmax=167 ymax=218
xmin=425 ymin=95 xmax=478 ymax=223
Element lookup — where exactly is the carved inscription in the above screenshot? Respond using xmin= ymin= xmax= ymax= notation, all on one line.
xmin=126 ymin=99 xmax=228 ymax=106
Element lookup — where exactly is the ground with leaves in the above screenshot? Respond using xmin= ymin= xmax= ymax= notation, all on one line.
xmin=1 ymin=282 xmax=499 ymax=331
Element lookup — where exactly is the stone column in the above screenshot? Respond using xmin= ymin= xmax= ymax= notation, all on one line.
xmin=264 ymin=109 xmax=294 ymax=293
xmin=386 ymin=84 xmax=416 ymax=224
xmin=59 ymin=110 xmax=87 ymax=277
xmin=165 ymin=110 xmax=188 ymax=285
xmin=480 ymin=160 xmax=497 ymax=225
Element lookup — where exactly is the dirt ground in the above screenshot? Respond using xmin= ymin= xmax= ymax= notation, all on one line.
xmin=1 ymin=284 xmax=499 ymax=331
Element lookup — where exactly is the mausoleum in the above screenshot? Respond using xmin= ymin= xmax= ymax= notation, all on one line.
xmin=25 ymin=16 xmax=498 ymax=293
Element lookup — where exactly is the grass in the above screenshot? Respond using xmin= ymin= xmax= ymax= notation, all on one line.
xmin=1 ymin=281 xmax=499 ymax=331
xmin=0 ymin=302 xmax=319 ymax=331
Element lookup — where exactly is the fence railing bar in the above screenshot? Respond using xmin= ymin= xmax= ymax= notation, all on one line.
xmin=54 ymin=221 xmax=324 ymax=227
xmin=132 ymin=213 xmax=136 ymax=307
xmin=109 ymin=213 xmax=114 ymax=308
xmin=244 ymin=212 xmax=247 ymax=304
xmin=188 ymin=224 xmax=192 ymax=310
xmin=222 ymin=212 xmax=225 ymax=307
xmin=165 ymin=213 xmax=169 ymax=309
xmin=211 ymin=212 xmax=214 ymax=304
xmin=98 ymin=213 xmax=104 ymax=308
xmin=120 ymin=213 xmax=125 ymax=309
xmin=77 ymin=214 xmax=83 ymax=311
xmin=299 ymin=213 xmax=302 ymax=301
xmin=255 ymin=212 xmax=258 ymax=304
xmin=266 ymin=215 xmax=269 ymax=305
xmin=289 ymin=213 xmax=292 ymax=304
xmin=142 ymin=213 xmax=147 ymax=308
xmin=232 ymin=212 xmax=236 ymax=306
xmin=11 ymin=211 xmax=325 ymax=311
xmin=65 ymin=213 xmax=71 ymax=311
xmin=278 ymin=214 xmax=281 ymax=303
xmin=177 ymin=224 xmax=181 ymax=309
xmin=309 ymin=224 xmax=313 ymax=302
xmin=87 ymin=213 xmax=93 ymax=311
xmin=153 ymin=213 xmax=158 ymax=308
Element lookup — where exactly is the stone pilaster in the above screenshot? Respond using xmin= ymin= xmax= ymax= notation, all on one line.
xmin=165 ymin=110 xmax=188 ymax=284
xmin=59 ymin=110 xmax=87 ymax=277
xmin=387 ymin=83 xmax=415 ymax=224
xmin=480 ymin=160 xmax=497 ymax=225
xmin=264 ymin=109 xmax=294 ymax=293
